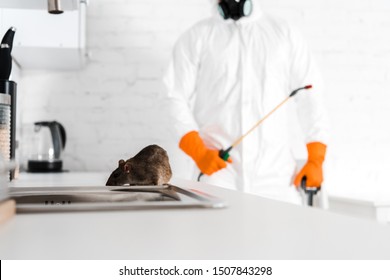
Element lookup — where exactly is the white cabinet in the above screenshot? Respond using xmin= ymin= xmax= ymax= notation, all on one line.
xmin=0 ymin=1 xmax=87 ymax=70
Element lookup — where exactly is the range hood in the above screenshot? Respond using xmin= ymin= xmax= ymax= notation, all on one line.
xmin=0 ymin=0 xmax=87 ymax=70
xmin=0 ymin=0 xmax=80 ymax=11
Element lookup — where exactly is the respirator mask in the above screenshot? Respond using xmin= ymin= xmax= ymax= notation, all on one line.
xmin=218 ymin=0 xmax=253 ymax=20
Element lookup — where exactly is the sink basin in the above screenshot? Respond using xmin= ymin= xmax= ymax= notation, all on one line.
xmin=10 ymin=184 xmax=226 ymax=213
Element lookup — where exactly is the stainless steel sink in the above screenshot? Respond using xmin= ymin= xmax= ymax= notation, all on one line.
xmin=10 ymin=184 xmax=226 ymax=213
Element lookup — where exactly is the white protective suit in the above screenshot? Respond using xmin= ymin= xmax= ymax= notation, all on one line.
xmin=163 ymin=0 xmax=329 ymax=204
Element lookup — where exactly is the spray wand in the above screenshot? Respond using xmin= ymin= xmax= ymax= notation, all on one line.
xmin=197 ymin=85 xmax=313 ymax=181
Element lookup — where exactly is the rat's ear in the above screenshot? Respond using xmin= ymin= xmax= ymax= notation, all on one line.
xmin=123 ymin=162 xmax=131 ymax=173
xmin=118 ymin=159 xmax=125 ymax=166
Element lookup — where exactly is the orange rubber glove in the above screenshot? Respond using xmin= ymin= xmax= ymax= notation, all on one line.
xmin=179 ymin=131 xmax=232 ymax=176
xmin=294 ymin=142 xmax=327 ymax=188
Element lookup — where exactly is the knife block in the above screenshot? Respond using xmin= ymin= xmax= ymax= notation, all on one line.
xmin=0 ymin=80 xmax=16 ymax=180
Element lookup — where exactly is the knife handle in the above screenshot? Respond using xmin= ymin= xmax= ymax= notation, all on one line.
xmin=1 ymin=27 xmax=16 ymax=52
xmin=0 ymin=46 xmax=12 ymax=80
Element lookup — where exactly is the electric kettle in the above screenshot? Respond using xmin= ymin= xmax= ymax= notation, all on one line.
xmin=24 ymin=121 xmax=66 ymax=172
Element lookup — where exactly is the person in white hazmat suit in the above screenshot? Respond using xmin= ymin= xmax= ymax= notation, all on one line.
xmin=163 ymin=0 xmax=329 ymax=205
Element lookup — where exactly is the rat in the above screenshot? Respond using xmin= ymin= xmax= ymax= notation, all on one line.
xmin=106 ymin=144 xmax=172 ymax=186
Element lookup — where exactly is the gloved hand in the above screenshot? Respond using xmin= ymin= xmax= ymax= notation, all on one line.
xmin=179 ymin=131 xmax=232 ymax=175
xmin=294 ymin=142 xmax=327 ymax=188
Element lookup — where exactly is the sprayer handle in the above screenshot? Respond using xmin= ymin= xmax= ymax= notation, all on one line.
xmin=301 ymin=176 xmax=321 ymax=206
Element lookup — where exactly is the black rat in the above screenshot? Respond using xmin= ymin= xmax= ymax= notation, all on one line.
xmin=106 ymin=144 xmax=172 ymax=186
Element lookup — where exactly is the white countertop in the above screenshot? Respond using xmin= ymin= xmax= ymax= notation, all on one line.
xmin=1 ymin=172 xmax=390 ymax=259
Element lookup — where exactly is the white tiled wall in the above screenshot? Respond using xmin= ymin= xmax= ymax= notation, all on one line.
xmin=15 ymin=0 xmax=390 ymax=198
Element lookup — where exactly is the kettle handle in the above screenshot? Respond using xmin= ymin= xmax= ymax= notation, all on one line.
xmin=56 ymin=122 xmax=66 ymax=149
xmin=49 ymin=121 xmax=66 ymax=159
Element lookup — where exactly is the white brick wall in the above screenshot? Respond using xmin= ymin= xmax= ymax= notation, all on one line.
xmin=15 ymin=0 xmax=390 ymax=199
